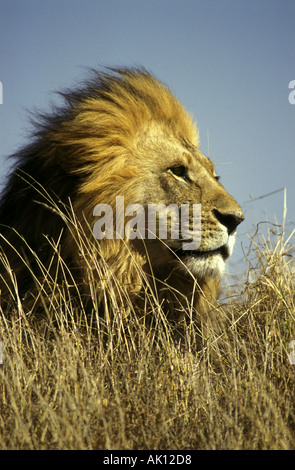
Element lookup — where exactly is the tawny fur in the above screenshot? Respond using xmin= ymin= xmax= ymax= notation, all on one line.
xmin=0 ymin=67 xmax=243 ymax=321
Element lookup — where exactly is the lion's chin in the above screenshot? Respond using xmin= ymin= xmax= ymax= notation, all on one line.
xmin=171 ymin=235 xmax=236 ymax=279
xmin=180 ymin=252 xmax=226 ymax=279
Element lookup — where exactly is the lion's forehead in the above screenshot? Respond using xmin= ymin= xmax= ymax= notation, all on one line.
xmin=136 ymin=123 xmax=215 ymax=176
xmin=184 ymin=150 xmax=215 ymax=174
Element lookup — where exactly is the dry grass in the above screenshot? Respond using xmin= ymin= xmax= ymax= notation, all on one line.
xmin=0 ymin=207 xmax=295 ymax=450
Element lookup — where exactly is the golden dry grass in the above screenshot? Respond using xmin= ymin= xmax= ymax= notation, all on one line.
xmin=0 ymin=207 xmax=295 ymax=450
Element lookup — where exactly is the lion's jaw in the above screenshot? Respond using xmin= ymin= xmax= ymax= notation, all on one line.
xmin=141 ymin=225 xmax=237 ymax=284
xmin=175 ymin=231 xmax=237 ymax=279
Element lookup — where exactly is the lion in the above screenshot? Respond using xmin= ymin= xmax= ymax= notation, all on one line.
xmin=0 ymin=67 xmax=244 ymax=323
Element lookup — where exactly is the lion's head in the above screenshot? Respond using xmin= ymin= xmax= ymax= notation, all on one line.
xmin=0 ymin=67 xmax=244 ymax=321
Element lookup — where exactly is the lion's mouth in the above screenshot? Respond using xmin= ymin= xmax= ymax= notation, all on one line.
xmin=171 ymin=244 xmax=230 ymax=261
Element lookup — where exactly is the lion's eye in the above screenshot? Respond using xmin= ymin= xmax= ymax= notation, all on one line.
xmin=169 ymin=165 xmax=189 ymax=181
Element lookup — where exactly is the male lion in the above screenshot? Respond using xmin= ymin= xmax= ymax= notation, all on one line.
xmin=0 ymin=67 xmax=243 ymax=322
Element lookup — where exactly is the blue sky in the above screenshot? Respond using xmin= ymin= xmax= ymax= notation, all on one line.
xmin=0 ymin=0 xmax=294 ymax=277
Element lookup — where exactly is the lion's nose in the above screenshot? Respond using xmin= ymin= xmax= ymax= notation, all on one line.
xmin=213 ymin=209 xmax=244 ymax=235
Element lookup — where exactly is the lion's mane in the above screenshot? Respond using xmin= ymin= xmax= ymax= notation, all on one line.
xmin=0 ymin=67 xmax=239 ymax=321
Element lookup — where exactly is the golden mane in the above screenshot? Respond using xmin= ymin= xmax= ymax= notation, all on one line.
xmin=0 ymin=67 xmax=243 ymax=323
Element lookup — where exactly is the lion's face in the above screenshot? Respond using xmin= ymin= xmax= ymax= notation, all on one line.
xmin=127 ymin=124 xmax=244 ymax=280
